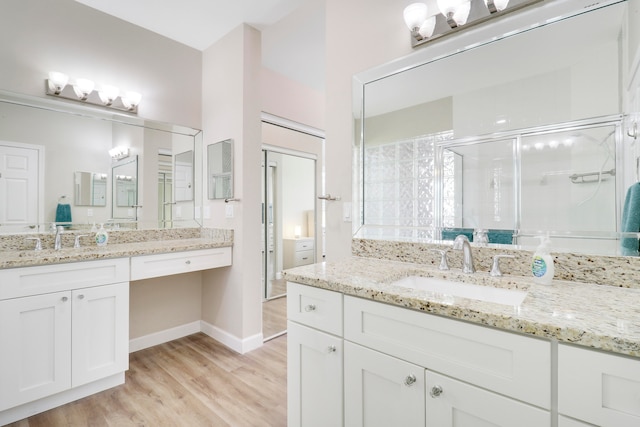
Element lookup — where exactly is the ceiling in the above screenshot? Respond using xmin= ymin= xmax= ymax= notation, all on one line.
xmin=75 ymin=0 xmax=325 ymax=90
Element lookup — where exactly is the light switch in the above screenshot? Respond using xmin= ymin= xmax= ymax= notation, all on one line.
xmin=225 ymin=204 xmax=234 ymax=218
xmin=203 ymin=206 xmax=211 ymax=219
xmin=343 ymin=202 xmax=352 ymax=222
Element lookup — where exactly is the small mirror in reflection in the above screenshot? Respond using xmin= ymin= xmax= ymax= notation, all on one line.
xmin=207 ymin=139 xmax=233 ymax=200
xmin=74 ymin=171 xmax=107 ymax=207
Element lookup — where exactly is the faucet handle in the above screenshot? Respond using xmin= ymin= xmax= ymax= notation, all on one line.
xmin=490 ymin=254 xmax=515 ymax=277
xmin=430 ymin=249 xmax=450 ymax=271
xmin=25 ymin=237 xmax=42 ymax=251
xmin=74 ymin=234 xmax=90 ymax=249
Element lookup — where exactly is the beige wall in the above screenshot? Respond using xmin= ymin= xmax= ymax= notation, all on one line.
xmin=325 ymin=0 xmax=413 ymax=260
xmin=200 ymin=24 xmax=264 ymax=351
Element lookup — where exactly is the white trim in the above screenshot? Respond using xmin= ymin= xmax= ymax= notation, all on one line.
xmin=261 ymin=112 xmax=325 ymax=139
xmin=0 ymin=373 xmax=124 ymax=426
xmin=262 ymin=144 xmax=318 ymax=160
xmin=200 ymin=320 xmax=264 ymax=354
xmin=128 ymin=321 xmax=201 ymax=352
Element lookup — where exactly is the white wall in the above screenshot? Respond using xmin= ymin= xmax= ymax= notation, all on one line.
xmin=0 ymin=0 xmax=202 ymax=128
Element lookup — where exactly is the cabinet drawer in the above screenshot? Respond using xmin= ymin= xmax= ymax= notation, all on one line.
xmin=130 ymin=247 xmax=231 ymax=280
xmin=287 ymin=282 xmax=342 ymax=336
xmin=295 ymin=240 xmax=314 ymax=252
xmin=344 ymin=295 xmax=551 ymax=409
xmin=559 ymin=344 xmax=640 ymax=426
xmin=294 ymin=249 xmax=314 ymax=266
xmin=0 ymin=258 xmax=129 ymax=300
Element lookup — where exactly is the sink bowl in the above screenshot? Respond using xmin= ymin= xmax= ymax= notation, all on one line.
xmin=391 ymin=276 xmax=528 ymax=306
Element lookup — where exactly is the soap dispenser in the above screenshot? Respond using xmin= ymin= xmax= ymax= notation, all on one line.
xmin=532 ymin=236 xmax=554 ymax=285
xmin=95 ymin=223 xmax=109 ymax=247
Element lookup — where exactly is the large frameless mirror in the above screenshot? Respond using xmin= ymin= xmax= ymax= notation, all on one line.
xmin=355 ymin=0 xmax=638 ymax=256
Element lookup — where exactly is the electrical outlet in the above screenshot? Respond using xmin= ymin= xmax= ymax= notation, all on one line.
xmin=225 ymin=204 xmax=234 ymax=218
xmin=87 ymin=208 xmax=93 ymax=217
xmin=343 ymin=202 xmax=352 ymax=222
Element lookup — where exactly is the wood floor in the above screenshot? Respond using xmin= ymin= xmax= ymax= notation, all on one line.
xmin=9 ymin=333 xmax=287 ymax=427
xmin=262 ymin=296 xmax=287 ymax=340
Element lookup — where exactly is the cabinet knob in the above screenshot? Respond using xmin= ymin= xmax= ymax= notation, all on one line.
xmin=185 ymin=260 xmax=191 ymax=265
xmin=404 ymin=374 xmax=417 ymax=387
xmin=430 ymin=385 xmax=443 ymax=398
xmin=61 ymin=296 xmax=68 ymax=302
xmin=304 ymin=304 xmax=316 ymax=312
xmin=78 ymin=294 xmax=85 ymax=300
xmin=327 ymin=345 xmax=337 ymax=353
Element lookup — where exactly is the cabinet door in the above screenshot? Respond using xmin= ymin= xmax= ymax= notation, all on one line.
xmin=72 ymin=282 xmax=129 ymax=387
xmin=0 ymin=291 xmax=72 ymax=411
xmin=344 ymin=341 xmax=425 ymax=427
xmin=287 ymin=321 xmax=343 ymax=427
xmin=426 ymin=371 xmax=550 ymax=427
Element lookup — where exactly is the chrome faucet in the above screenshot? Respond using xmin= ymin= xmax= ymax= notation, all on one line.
xmin=453 ymin=234 xmax=475 ymax=274
xmin=54 ymin=225 xmax=64 ymax=250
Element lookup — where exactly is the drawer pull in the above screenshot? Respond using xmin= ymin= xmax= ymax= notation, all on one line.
xmin=78 ymin=294 xmax=85 ymax=300
xmin=185 ymin=260 xmax=191 ymax=265
xmin=301 ymin=257 xmax=309 ymax=260
xmin=404 ymin=374 xmax=417 ymax=387
xmin=328 ymin=345 xmax=337 ymax=353
xmin=430 ymin=385 xmax=443 ymax=397
xmin=304 ymin=304 xmax=317 ymax=312
xmin=61 ymin=296 xmax=68 ymax=302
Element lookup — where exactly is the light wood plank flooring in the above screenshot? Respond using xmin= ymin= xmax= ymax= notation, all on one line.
xmin=262 ymin=296 xmax=287 ymax=341
xmin=9 ymin=333 xmax=287 ymax=427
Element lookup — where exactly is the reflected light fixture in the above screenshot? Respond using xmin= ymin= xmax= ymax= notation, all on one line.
xmin=403 ymin=3 xmax=436 ymax=40
xmin=45 ymin=71 xmax=142 ymax=113
xmin=109 ymin=146 xmax=130 ymax=160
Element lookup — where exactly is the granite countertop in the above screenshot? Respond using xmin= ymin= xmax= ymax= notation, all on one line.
xmin=0 ymin=229 xmax=233 ymax=269
xmin=283 ymin=257 xmax=640 ymax=358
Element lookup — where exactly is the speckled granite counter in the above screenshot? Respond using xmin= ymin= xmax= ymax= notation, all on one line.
xmin=0 ymin=227 xmax=233 ymax=269
xmin=283 ymin=256 xmax=640 ymax=358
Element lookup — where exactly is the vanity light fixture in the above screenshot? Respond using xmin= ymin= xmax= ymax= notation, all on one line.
xmin=109 ymin=146 xmax=130 ymax=160
xmin=405 ymin=0 xmax=540 ymax=47
xmin=45 ymin=71 xmax=142 ymax=113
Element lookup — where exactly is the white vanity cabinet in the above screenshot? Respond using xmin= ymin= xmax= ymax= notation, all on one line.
xmin=287 ymin=282 xmax=553 ymax=427
xmin=0 ymin=258 xmax=129 ymax=417
xmin=558 ymin=344 xmax=640 ymax=426
xmin=287 ymin=282 xmax=343 ymax=427
xmin=130 ymin=247 xmax=232 ymax=280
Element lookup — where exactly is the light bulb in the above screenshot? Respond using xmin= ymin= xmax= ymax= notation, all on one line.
xmin=73 ymin=78 xmax=95 ymax=100
xmin=403 ymin=3 xmax=428 ymax=31
xmin=99 ymin=85 xmax=120 ymax=105
xmin=418 ymin=16 xmax=437 ymax=38
xmin=48 ymin=71 xmax=69 ymax=94
xmin=437 ymin=0 xmax=471 ymax=27
xmin=122 ymin=91 xmax=142 ymax=110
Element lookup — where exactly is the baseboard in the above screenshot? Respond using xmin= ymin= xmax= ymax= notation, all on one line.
xmin=200 ymin=320 xmax=264 ymax=354
xmin=129 ymin=321 xmax=201 ymax=353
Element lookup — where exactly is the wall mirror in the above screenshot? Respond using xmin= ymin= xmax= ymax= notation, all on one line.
xmin=354 ymin=0 xmax=640 ymax=256
xmin=74 ymin=171 xmax=107 ymax=207
xmin=0 ymin=90 xmax=202 ymax=233
xmin=208 ymin=139 xmax=234 ymax=200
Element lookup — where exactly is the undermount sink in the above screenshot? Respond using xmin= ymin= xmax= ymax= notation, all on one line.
xmin=391 ymin=276 xmax=528 ymax=306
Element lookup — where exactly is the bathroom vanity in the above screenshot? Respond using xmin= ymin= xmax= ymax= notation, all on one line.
xmin=0 ymin=227 xmax=232 ymax=425
xmin=284 ymin=253 xmax=640 ymax=427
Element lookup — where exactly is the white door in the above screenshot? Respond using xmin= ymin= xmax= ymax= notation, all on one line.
xmin=426 ymin=371 xmax=550 ymax=427
xmin=72 ymin=282 xmax=129 ymax=387
xmin=344 ymin=341 xmax=425 ymax=427
xmin=0 ymin=143 xmax=40 ymax=228
xmin=287 ymin=321 xmax=343 ymax=427
xmin=0 ymin=291 xmax=72 ymax=411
